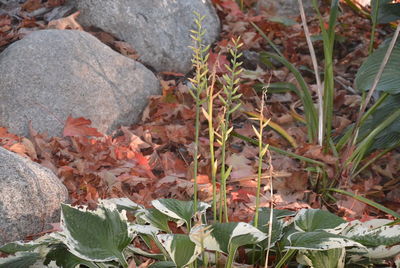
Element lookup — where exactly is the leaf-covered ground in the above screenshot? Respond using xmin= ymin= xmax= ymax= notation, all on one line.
xmin=0 ymin=0 xmax=399 ymax=229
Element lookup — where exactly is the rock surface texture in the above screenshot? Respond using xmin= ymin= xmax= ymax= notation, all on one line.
xmin=0 ymin=29 xmax=160 ymax=137
xmin=0 ymin=147 xmax=68 ymax=245
xmin=73 ymin=0 xmax=220 ymax=73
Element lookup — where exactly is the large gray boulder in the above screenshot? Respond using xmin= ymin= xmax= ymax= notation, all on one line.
xmin=73 ymin=0 xmax=220 ymax=73
xmin=0 ymin=29 xmax=160 ymax=137
xmin=0 ymin=147 xmax=68 ymax=245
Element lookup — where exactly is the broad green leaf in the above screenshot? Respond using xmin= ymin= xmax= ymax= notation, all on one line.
xmin=136 ymin=208 xmax=171 ymax=233
xmin=129 ymin=224 xmax=160 ymax=236
xmin=355 ymin=41 xmax=400 ymax=94
xmin=372 ymin=0 xmax=400 ymax=24
xmin=0 ymin=234 xmax=62 ymax=254
xmin=358 ymin=94 xmax=400 ymax=150
xmin=0 ymin=241 xmax=42 ymax=254
xmin=60 ymin=200 xmax=134 ymax=262
xmin=106 ymin=197 xmax=143 ymax=212
xmin=192 ymin=222 xmax=267 ymax=254
xmin=293 ymin=209 xmax=347 ymax=233
xmin=0 ymin=252 xmax=40 ymax=268
xmin=286 ymin=231 xmax=364 ymax=251
xmin=44 ymin=244 xmax=98 ymax=268
xmin=341 ymin=219 xmax=400 ymax=247
xmin=298 ymin=248 xmax=345 ymax=268
xmin=251 ymin=208 xmax=290 ymax=248
xmin=126 ymin=246 xmax=165 ymax=261
xmin=157 ymin=234 xmax=201 ymax=268
xmin=149 ymin=261 xmax=176 ymax=268
xmin=152 ymin=199 xmax=210 ymax=227
xmin=348 ymin=244 xmax=400 ymax=259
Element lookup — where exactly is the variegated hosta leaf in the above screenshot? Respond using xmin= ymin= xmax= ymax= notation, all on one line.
xmin=43 ymin=244 xmax=98 ymax=268
xmin=293 ymin=209 xmax=348 ymax=233
xmin=191 ymin=222 xmax=267 ymax=254
xmin=0 ymin=234 xmax=63 ymax=254
xmin=60 ymin=200 xmax=134 ymax=262
xmin=341 ymin=219 xmax=400 ymax=247
xmin=0 ymin=252 xmax=40 ymax=268
xmin=135 ymin=208 xmax=171 ymax=233
xmin=251 ymin=208 xmax=288 ymax=249
xmin=126 ymin=246 xmax=165 ymax=261
xmin=152 ymin=199 xmax=210 ymax=227
xmin=348 ymin=244 xmax=400 ymax=259
xmin=157 ymin=234 xmax=201 ymax=268
xmin=0 ymin=241 xmax=43 ymax=255
xmin=286 ymin=231 xmax=365 ymax=251
xmin=297 ymin=248 xmax=345 ymax=268
xmin=129 ymin=224 xmax=160 ymax=236
xmin=106 ymin=197 xmax=144 ymax=212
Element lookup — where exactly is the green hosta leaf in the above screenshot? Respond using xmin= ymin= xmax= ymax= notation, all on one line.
xmin=136 ymin=208 xmax=171 ymax=233
xmin=0 ymin=241 xmax=42 ymax=254
xmin=149 ymin=261 xmax=176 ymax=268
xmin=157 ymin=234 xmax=201 ymax=268
xmin=342 ymin=219 xmax=400 ymax=247
xmin=358 ymin=94 xmax=400 ymax=150
xmin=372 ymin=0 xmax=400 ymax=24
xmin=251 ymin=208 xmax=291 ymax=248
xmin=44 ymin=244 xmax=98 ymax=268
xmin=0 ymin=234 xmax=62 ymax=254
xmin=0 ymin=252 xmax=40 ymax=268
xmin=355 ymin=41 xmax=400 ymax=94
xmin=348 ymin=244 xmax=400 ymax=259
xmin=286 ymin=231 xmax=364 ymax=251
xmin=297 ymin=248 xmax=345 ymax=268
xmin=152 ymin=199 xmax=210 ymax=227
xmin=126 ymin=246 xmax=165 ymax=261
xmin=60 ymin=200 xmax=134 ymax=262
xmin=130 ymin=224 xmax=160 ymax=236
xmin=191 ymin=222 xmax=267 ymax=254
xmin=293 ymin=209 xmax=348 ymax=233
xmin=106 ymin=197 xmax=144 ymax=212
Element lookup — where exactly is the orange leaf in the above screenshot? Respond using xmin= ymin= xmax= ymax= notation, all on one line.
xmin=63 ymin=116 xmax=103 ymax=137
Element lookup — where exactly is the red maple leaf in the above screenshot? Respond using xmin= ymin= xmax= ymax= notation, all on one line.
xmin=63 ymin=116 xmax=103 ymax=137
xmin=208 ymin=51 xmax=230 ymax=74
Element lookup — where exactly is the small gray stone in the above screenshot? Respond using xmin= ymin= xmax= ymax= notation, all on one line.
xmin=72 ymin=0 xmax=220 ymax=73
xmin=0 ymin=147 xmax=68 ymax=246
xmin=0 ymin=29 xmax=160 ymax=137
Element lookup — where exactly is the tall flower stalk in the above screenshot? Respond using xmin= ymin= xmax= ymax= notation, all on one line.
xmin=217 ymin=38 xmax=243 ymax=222
xmin=188 ymin=12 xmax=210 ymax=216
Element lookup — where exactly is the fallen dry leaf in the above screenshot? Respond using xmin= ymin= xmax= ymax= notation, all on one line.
xmin=63 ymin=116 xmax=103 ymax=137
xmin=48 ymin=11 xmax=83 ymax=30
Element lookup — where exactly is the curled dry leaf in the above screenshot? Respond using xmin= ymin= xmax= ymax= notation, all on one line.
xmin=47 ymin=11 xmax=83 ymax=30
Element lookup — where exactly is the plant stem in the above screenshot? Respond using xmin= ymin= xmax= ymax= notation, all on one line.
xmin=369 ymin=0 xmax=379 ymax=54
xmin=264 ymin=152 xmax=274 ymax=268
xmin=225 ymin=246 xmax=238 ymax=268
xmin=206 ymin=65 xmax=219 ymax=222
xmin=351 ymin=144 xmax=398 ymax=179
xmin=298 ymin=0 xmax=324 ymax=146
xmin=274 ymin=249 xmax=296 ymax=268
xmin=232 ymin=132 xmax=325 ymax=166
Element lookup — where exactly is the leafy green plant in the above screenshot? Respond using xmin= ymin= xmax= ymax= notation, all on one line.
xmin=251 ymin=0 xmax=400 ymax=184
xmin=2 ymin=199 xmax=399 ymax=268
